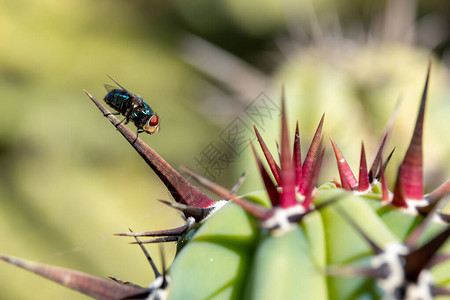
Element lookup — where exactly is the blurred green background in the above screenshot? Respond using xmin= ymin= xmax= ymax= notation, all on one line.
xmin=0 ymin=0 xmax=449 ymax=298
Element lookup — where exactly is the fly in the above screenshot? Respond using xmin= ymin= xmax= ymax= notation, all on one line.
xmin=103 ymin=75 xmax=160 ymax=136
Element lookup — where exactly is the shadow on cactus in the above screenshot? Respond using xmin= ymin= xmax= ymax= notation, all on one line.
xmin=1 ymin=62 xmax=449 ymax=300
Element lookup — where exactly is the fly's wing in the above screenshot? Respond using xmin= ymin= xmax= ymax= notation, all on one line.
xmin=104 ymin=84 xmax=117 ymax=92
xmin=105 ymin=75 xmax=138 ymax=98
xmin=107 ymin=75 xmax=131 ymax=92
xmin=134 ymin=94 xmax=145 ymax=103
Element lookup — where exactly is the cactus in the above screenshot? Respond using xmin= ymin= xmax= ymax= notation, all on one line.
xmin=1 ymin=62 xmax=449 ymax=300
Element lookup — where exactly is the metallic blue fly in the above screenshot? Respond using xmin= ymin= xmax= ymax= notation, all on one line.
xmin=104 ymin=76 xmax=160 ymax=135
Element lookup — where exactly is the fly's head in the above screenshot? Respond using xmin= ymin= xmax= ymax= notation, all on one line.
xmin=144 ymin=114 xmax=160 ymax=135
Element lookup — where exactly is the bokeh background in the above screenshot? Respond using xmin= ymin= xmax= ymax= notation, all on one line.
xmin=1 ymin=0 xmax=449 ymax=298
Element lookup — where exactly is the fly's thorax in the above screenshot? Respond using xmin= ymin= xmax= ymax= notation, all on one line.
xmin=128 ymin=100 xmax=159 ymax=132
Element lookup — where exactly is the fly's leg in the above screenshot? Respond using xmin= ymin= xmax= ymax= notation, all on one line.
xmin=132 ymin=129 xmax=144 ymax=144
xmin=104 ymin=112 xmax=127 ymax=129
xmin=108 ymin=117 xmax=128 ymax=133
xmin=103 ymin=111 xmax=120 ymax=117
xmin=115 ymin=117 xmax=127 ymax=127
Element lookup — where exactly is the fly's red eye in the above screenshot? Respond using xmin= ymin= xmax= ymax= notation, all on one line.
xmin=149 ymin=115 xmax=159 ymax=126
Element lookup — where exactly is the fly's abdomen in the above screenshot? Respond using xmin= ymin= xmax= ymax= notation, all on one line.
xmin=104 ymin=89 xmax=133 ymax=115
